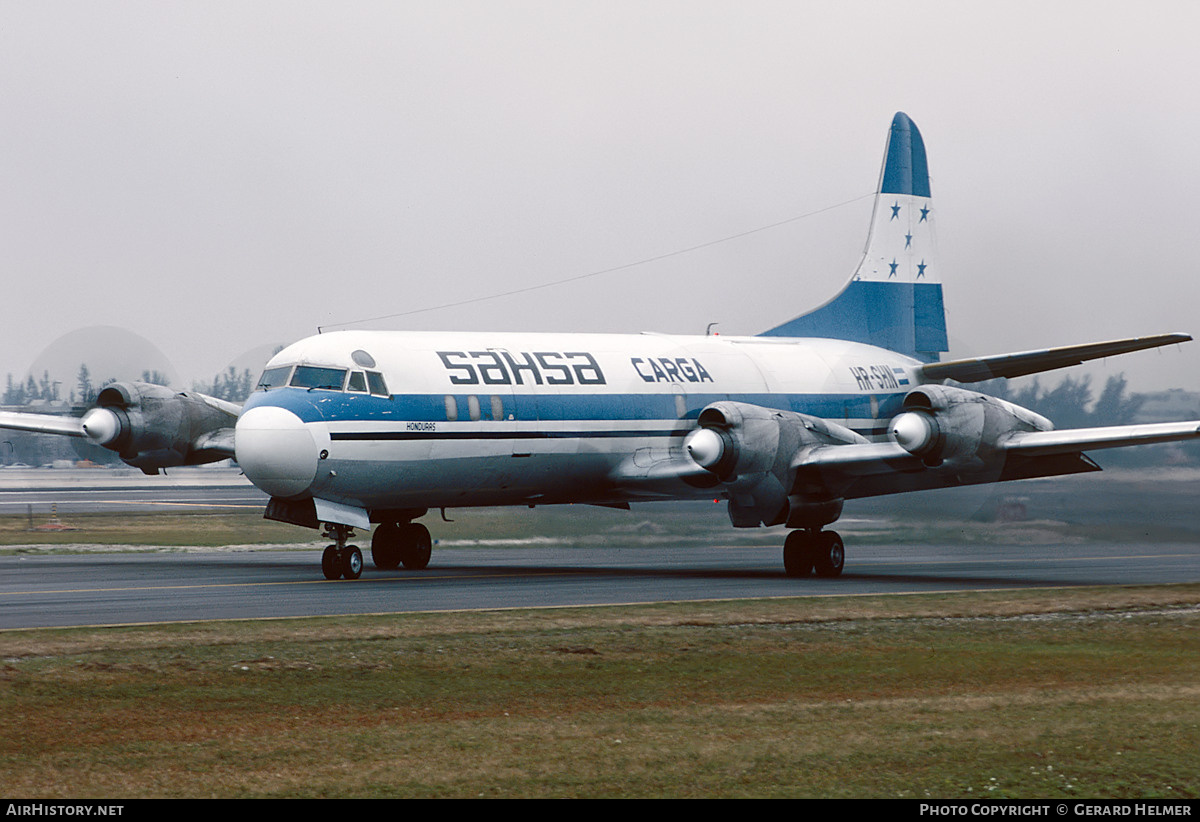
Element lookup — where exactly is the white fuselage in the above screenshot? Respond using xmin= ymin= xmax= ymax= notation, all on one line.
xmin=235 ymin=329 xmax=923 ymax=512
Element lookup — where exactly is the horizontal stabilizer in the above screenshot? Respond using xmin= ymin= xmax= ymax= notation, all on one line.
xmin=1002 ymin=420 xmax=1200 ymax=457
xmin=921 ymin=333 xmax=1192 ymax=383
xmin=0 ymin=411 xmax=85 ymax=438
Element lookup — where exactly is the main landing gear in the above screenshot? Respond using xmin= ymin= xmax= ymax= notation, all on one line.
xmin=370 ymin=521 xmax=433 ymax=571
xmin=783 ymin=529 xmax=845 ymax=578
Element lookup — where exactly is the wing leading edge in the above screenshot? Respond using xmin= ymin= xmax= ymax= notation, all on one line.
xmin=791 ymin=420 xmax=1200 ymax=470
xmin=0 ymin=411 xmax=86 ymax=438
xmin=920 ymin=333 xmax=1191 ymax=383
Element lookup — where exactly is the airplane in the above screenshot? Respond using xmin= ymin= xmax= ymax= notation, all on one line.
xmin=3 ymin=112 xmax=1199 ymax=581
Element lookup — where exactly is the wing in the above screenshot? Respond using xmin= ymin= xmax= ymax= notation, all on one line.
xmin=190 ymin=427 xmax=237 ymax=460
xmin=920 ymin=333 xmax=1191 ymax=383
xmin=610 ymin=395 xmax=1200 ymax=525
xmin=0 ymin=382 xmax=240 ymax=471
xmin=790 ymin=419 xmax=1200 ymax=500
xmin=1001 ymin=420 xmax=1200 ymax=456
xmin=0 ymin=410 xmax=85 ymax=438
xmin=791 ymin=420 xmax=1200 ymax=469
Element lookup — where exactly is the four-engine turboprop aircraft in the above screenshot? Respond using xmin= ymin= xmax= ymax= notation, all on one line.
xmin=3 ymin=112 xmax=1199 ymax=581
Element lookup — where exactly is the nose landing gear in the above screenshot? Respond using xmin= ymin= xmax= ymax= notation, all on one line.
xmin=320 ymin=523 xmax=363 ymax=580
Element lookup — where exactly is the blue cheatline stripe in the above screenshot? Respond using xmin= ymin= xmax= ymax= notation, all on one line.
xmin=330 ymin=424 xmax=894 ymax=443
xmin=330 ymin=427 xmax=691 ymax=442
xmin=245 ymin=387 xmax=909 ymax=426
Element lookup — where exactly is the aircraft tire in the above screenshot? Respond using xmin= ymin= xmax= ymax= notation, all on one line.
xmin=783 ymin=530 xmax=815 ymax=577
xmin=321 ymin=546 xmax=341 ymax=580
xmin=342 ymin=546 xmax=364 ymax=580
xmin=370 ymin=523 xmax=402 ymax=570
xmin=400 ymin=523 xmax=433 ymax=570
xmin=812 ymin=531 xmax=845 ymax=578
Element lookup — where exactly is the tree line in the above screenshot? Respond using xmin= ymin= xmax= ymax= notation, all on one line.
xmin=972 ymin=373 xmax=1144 ymax=428
xmin=2 ymin=364 xmax=255 ymax=407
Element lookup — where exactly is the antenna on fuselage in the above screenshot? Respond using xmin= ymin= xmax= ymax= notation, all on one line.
xmin=706 ymin=323 xmax=719 ymax=336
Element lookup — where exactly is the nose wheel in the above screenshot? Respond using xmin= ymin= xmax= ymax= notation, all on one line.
xmin=320 ymin=524 xmax=363 ymax=580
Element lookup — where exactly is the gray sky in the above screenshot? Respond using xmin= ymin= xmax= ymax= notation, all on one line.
xmin=3 ymin=1 xmax=1199 ymax=395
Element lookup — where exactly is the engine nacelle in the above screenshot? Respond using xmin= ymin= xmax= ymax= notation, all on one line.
xmin=886 ymin=384 xmax=1052 ymax=468
xmin=684 ymin=400 xmax=866 ymax=527
xmin=79 ymin=381 xmax=238 ymax=472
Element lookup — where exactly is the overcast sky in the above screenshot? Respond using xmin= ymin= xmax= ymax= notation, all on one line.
xmin=2 ymin=1 xmax=1199 ymax=396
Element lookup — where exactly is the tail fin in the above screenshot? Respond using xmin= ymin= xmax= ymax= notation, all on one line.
xmin=760 ymin=112 xmax=949 ymax=363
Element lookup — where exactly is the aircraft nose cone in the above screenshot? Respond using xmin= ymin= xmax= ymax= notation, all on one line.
xmin=235 ymin=406 xmax=319 ymax=498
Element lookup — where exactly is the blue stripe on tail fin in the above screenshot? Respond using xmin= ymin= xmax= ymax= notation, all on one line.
xmin=760 ymin=112 xmax=948 ymax=363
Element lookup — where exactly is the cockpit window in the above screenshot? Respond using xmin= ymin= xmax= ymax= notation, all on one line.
xmin=346 ymin=371 xmax=367 ymax=392
xmin=290 ymin=366 xmax=348 ymax=391
xmin=256 ymin=365 xmax=293 ymax=390
xmin=366 ymin=371 xmax=389 ymax=396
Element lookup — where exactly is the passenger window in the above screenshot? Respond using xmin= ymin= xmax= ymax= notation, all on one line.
xmin=467 ymin=395 xmax=481 ymax=422
xmin=444 ymin=395 xmax=459 ymax=421
xmin=490 ymin=395 xmax=504 ymax=422
xmin=366 ymin=371 xmax=388 ymax=396
xmin=346 ymin=372 xmax=367 ymax=392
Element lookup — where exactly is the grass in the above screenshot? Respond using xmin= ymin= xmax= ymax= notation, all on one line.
xmin=2 ymin=585 xmax=1197 ymax=798
xmin=2 ymin=471 xmax=1197 ymax=796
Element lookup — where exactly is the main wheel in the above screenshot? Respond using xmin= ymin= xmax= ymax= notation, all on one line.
xmin=812 ymin=531 xmax=845 ymax=578
xmin=371 ymin=522 xmax=402 ymax=570
xmin=783 ymin=530 xmax=815 ymax=578
xmin=399 ymin=522 xmax=433 ymax=570
xmin=321 ymin=545 xmax=341 ymax=580
xmin=341 ymin=545 xmax=364 ymax=580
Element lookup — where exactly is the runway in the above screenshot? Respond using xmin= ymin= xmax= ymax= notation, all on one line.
xmin=0 ymin=466 xmax=266 ymax=515
xmin=3 ymin=541 xmax=1198 ymax=630
xmin=2 ymin=468 xmax=1199 ymax=630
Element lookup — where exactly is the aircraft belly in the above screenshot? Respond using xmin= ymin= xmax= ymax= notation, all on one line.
xmin=317 ymin=451 xmax=628 ymax=509
xmin=309 ymin=417 xmax=711 ymax=509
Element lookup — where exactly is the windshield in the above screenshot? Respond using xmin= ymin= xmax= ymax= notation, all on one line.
xmin=366 ymin=371 xmax=389 ymax=396
xmin=256 ymin=365 xmax=293 ymax=390
xmin=289 ymin=366 xmax=348 ymax=391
